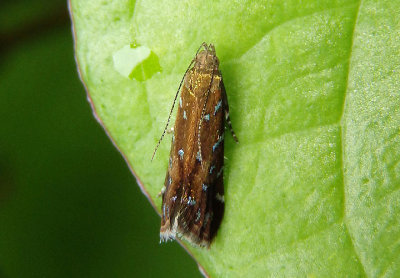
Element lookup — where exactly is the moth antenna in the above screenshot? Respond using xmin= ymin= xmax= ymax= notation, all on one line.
xmin=152 ymin=43 xmax=207 ymax=161
xmin=197 ymin=49 xmax=215 ymax=163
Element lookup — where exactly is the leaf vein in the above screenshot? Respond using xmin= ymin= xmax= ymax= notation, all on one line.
xmin=340 ymin=0 xmax=368 ymax=276
xmin=233 ymin=3 xmax=359 ymax=61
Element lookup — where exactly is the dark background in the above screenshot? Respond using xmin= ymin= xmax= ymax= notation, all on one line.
xmin=0 ymin=1 xmax=200 ymax=277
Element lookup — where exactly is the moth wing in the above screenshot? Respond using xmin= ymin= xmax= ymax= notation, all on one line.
xmin=188 ymin=75 xmax=226 ymax=246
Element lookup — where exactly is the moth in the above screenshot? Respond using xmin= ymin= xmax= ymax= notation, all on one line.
xmin=153 ymin=43 xmax=237 ymax=247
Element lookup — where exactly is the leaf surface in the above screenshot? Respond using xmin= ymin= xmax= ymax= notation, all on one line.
xmin=70 ymin=0 xmax=400 ymax=276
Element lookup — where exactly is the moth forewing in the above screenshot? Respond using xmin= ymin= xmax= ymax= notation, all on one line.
xmin=159 ymin=43 xmax=235 ymax=247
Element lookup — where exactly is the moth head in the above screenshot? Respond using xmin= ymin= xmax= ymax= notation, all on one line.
xmin=194 ymin=49 xmax=219 ymax=71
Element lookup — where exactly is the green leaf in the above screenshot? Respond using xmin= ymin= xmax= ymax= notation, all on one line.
xmin=70 ymin=0 xmax=400 ymax=276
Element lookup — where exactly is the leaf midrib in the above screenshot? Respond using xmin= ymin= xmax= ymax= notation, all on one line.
xmin=340 ymin=0 xmax=367 ymax=276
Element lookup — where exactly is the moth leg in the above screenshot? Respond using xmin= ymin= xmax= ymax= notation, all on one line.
xmin=159 ymin=171 xmax=170 ymax=197
xmin=221 ymin=80 xmax=238 ymax=143
xmin=158 ymin=185 xmax=166 ymax=197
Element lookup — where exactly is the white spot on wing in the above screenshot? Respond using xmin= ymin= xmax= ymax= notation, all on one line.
xmin=196 ymin=151 xmax=202 ymax=162
xmin=217 ymin=166 xmax=224 ymax=178
xmin=178 ymin=149 xmax=184 ymax=159
xmin=195 ymin=208 xmax=201 ymax=222
xmin=212 ymin=133 xmax=224 ymax=152
xmin=215 ymin=193 xmax=224 ymax=203
xmin=187 ymin=196 xmax=196 ymax=206
xmin=209 ymin=165 xmax=215 ymax=174
xmin=214 ymin=100 xmax=222 ymax=115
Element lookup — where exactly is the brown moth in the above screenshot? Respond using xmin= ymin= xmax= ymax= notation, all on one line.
xmin=153 ymin=43 xmax=237 ymax=247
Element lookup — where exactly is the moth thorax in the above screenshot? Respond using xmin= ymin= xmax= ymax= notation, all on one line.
xmin=194 ymin=50 xmax=219 ymax=71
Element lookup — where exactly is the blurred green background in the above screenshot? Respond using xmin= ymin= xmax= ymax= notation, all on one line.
xmin=0 ymin=1 xmax=201 ymax=277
